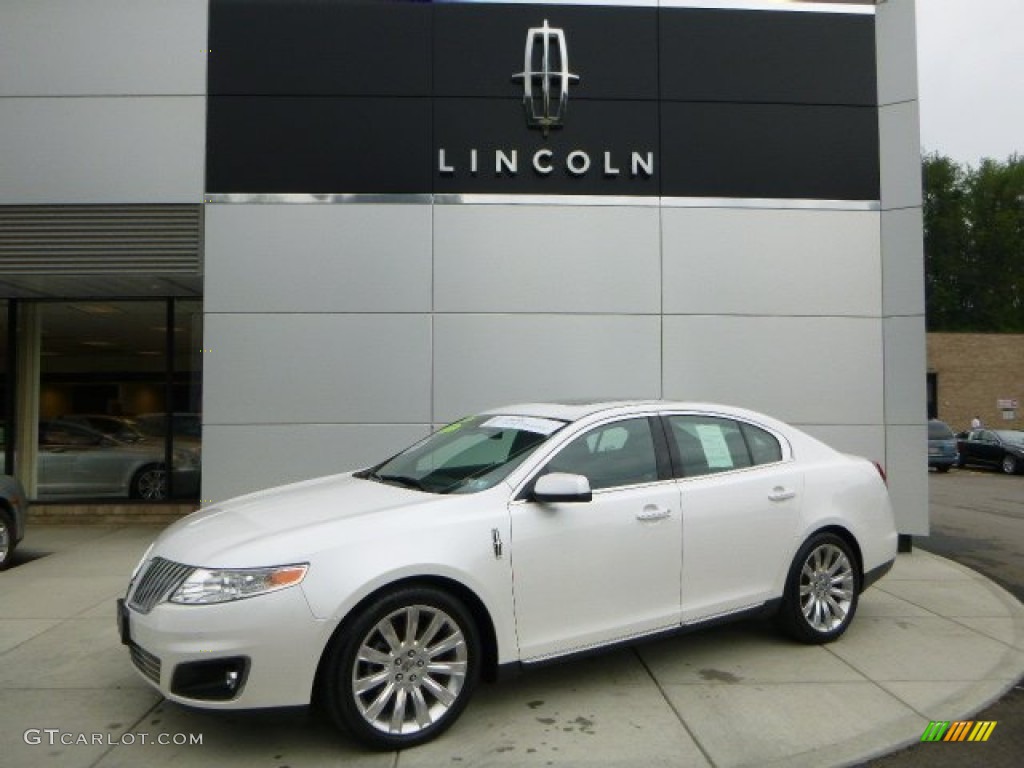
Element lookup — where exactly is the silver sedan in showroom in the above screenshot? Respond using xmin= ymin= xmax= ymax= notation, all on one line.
xmin=118 ymin=401 xmax=897 ymax=749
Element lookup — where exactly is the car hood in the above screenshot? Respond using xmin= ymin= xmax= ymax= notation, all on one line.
xmin=150 ymin=472 xmax=460 ymax=567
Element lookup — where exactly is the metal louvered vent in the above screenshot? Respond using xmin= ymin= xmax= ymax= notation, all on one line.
xmin=0 ymin=205 xmax=201 ymax=275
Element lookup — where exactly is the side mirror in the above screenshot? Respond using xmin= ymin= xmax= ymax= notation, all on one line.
xmin=532 ymin=473 xmax=592 ymax=503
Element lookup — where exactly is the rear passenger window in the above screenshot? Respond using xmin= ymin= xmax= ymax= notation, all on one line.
xmin=668 ymin=416 xmax=751 ymax=477
xmin=740 ymin=422 xmax=783 ymax=465
xmin=667 ymin=416 xmax=783 ymax=477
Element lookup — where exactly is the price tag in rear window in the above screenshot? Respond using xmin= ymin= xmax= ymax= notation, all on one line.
xmin=480 ymin=416 xmax=563 ymax=436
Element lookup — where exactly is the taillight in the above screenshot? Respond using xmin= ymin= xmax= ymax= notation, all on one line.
xmin=873 ymin=461 xmax=888 ymax=485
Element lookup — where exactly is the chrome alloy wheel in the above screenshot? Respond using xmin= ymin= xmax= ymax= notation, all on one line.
xmin=798 ymin=543 xmax=855 ymax=633
xmin=133 ymin=467 xmax=167 ymax=500
xmin=351 ymin=604 xmax=469 ymax=736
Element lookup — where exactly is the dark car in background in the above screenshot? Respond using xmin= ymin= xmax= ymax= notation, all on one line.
xmin=927 ymin=419 xmax=958 ymax=472
xmin=956 ymin=428 xmax=1024 ymax=475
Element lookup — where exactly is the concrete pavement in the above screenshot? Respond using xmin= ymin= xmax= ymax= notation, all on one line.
xmin=1 ymin=525 xmax=1022 ymax=768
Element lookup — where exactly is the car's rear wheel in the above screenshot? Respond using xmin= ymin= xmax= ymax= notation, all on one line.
xmin=1002 ymin=454 xmax=1018 ymax=475
xmin=778 ymin=533 xmax=860 ymax=644
xmin=321 ymin=586 xmax=481 ymax=749
xmin=0 ymin=509 xmax=15 ymax=571
xmin=935 ymin=465 xmax=951 ymax=473
xmin=131 ymin=465 xmax=167 ymax=500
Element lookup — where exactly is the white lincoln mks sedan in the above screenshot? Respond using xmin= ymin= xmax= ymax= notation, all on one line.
xmin=118 ymin=401 xmax=897 ymax=748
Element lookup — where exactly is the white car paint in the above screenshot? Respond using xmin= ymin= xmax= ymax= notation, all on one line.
xmin=120 ymin=400 xmax=897 ymax=735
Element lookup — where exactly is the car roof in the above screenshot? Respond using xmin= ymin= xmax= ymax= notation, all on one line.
xmin=481 ymin=400 xmax=777 ymax=425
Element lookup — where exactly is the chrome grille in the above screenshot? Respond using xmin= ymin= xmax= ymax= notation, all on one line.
xmin=128 ymin=557 xmax=193 ymax=614
xmin=129 ymin=642 xmax=161 ymax=684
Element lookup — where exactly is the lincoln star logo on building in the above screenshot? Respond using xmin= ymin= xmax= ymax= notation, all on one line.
xmin=512 ymin=19 xmax=579 ymax=136
xmin=435 ymin=20 xmax=654 ymax=181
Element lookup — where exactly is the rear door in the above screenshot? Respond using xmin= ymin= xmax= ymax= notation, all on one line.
xmin=663 ymin=414 xmax=803 ymax=623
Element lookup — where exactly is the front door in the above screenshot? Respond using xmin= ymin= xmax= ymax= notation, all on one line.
xmin=509 ymin=417 xmax=682 ymax=661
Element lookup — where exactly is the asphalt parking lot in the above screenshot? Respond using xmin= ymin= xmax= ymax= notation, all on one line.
xmin=1 ymin=480 xmax=1022 ymax=768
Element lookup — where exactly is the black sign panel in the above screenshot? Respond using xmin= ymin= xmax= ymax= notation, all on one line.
xmin=660 ymin=9 xmax=877 ymax=106
xmin=433 ymin=3 xmax=658 ymax=100
xmin=207 ymin=0 xmax=880 ymax=200
xmin=434 ymin=99 xmax=659 ymax=196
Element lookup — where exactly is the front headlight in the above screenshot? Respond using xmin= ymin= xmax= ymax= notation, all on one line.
xmin=169 ymin=564 xmax=308 ymax=605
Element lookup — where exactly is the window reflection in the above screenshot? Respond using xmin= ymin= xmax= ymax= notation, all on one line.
xmin=30 ymin=300 xmax=201 ymax=501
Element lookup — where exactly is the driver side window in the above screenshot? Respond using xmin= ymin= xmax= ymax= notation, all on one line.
xmin=544 ymin=418 xmax=658 ymax=491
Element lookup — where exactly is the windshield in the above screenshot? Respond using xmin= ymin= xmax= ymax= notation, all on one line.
xmin=360 ymin=414 xmax=567 ymax=495
xmin=928 ymin=421 xmax=954 ymax=440
xmin=995 ymin=430 xmax=1024 ymax=447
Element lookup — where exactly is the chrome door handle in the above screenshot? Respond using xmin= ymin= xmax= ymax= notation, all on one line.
xmin=768 ymin=487 xmax=796 ymax=502
xmin=636 ymin=505 xmax=671 ymax=521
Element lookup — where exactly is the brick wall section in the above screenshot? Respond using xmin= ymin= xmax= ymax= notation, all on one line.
xmin=927 ymin=333 xmax=1024 ymax=433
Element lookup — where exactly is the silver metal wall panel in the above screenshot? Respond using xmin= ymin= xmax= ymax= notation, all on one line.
xmin=0 ymin=0 xmax=207 ymax=97
xmin=662 ymin=315 xmax=885 ymax=426
xmin=432 ymin=314 xmax=662 ymax=422
xmin=203 ymin=313 xmax=432 ymax=426
xmin=0 ymin=97 xmax=205 ymax=204
xmin=662 ymin=208 xmax=881 ymax=317
xmin=881 ymin=207 xmax=925 ymax=318
xmin=886 ymin=425 xmax=929 ymax=535
xmin=884 ymin=315 xmax=927 ymax=425
xmin=433 ymin=205 xmax=661 ymax=314
xmin=202 ymin=423 xmax=432 ymax=503
xmin=875 ymin=0 xmax=919 ymax=107
xmin=204 ymin=205 xmax=432 ymax=313
xmin=879 ymin=100 xmax=924 ymax=211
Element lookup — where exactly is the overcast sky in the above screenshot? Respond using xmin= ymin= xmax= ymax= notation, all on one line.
xmin=916 ymin=0 xmax=1024 ymax=166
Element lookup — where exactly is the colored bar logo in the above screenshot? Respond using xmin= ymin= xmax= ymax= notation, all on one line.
xmin=920 ymin=721 xmax=997 ymax=742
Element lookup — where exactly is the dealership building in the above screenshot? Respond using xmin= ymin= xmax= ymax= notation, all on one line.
xmin=0 ymin=0 xmax=927 ymax=537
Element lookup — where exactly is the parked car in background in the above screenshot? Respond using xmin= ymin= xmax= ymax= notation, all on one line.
xmin=119 ymin=401 xmax=896 ymax=749
xmin=956 ymin=428 xmax=1024 ymax=475
xmin=927 ymin=419 xmax=958 ymax=472
xmin=0 ymin=474 xmax=29 ymax=570
xmin=38 ymin=420 xmax=200 ymax=500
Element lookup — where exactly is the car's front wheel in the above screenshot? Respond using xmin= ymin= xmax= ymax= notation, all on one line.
xmin=0 ymin=510 xmax=15 ymax=571
xmin=1002 ymin=454 xmax=1019 ymax=475
xmin=321 ymin=586 xmax=481 ymax=749
xmin=778 ymin=533 xmax=860 ymax=644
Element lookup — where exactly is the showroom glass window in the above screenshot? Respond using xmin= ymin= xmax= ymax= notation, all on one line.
xmin=31 ymin=300 xmax=201 ymax=502
xmin=1 ymin=300 xmax=8 ymax=474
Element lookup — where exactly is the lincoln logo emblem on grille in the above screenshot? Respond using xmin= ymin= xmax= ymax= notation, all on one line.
xmin=512 ymin=20 xmax=579 ymax=137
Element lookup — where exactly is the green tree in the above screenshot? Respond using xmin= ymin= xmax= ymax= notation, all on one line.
xmin=923 ymin=153 xmax=1024 ymax=332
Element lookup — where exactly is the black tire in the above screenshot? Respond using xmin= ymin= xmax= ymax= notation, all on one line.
xmin=321 ymin=586 xmax=481 ymax=749
xmin=935 ymin=465 xmax=951 ymax=473
xmin=777 ymin=532 xmax=860 ymax=644
xmin=1001 ymin=454 xmax=1018 ymax=475
xmin=0 ymin=509 xmax=15 ymax=571
xmin=130 ymin=465 xmax=167 ymax=500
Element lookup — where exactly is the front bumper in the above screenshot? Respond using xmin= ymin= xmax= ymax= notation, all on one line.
xmin=118 ymin=585 xmax=330 ymax=709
